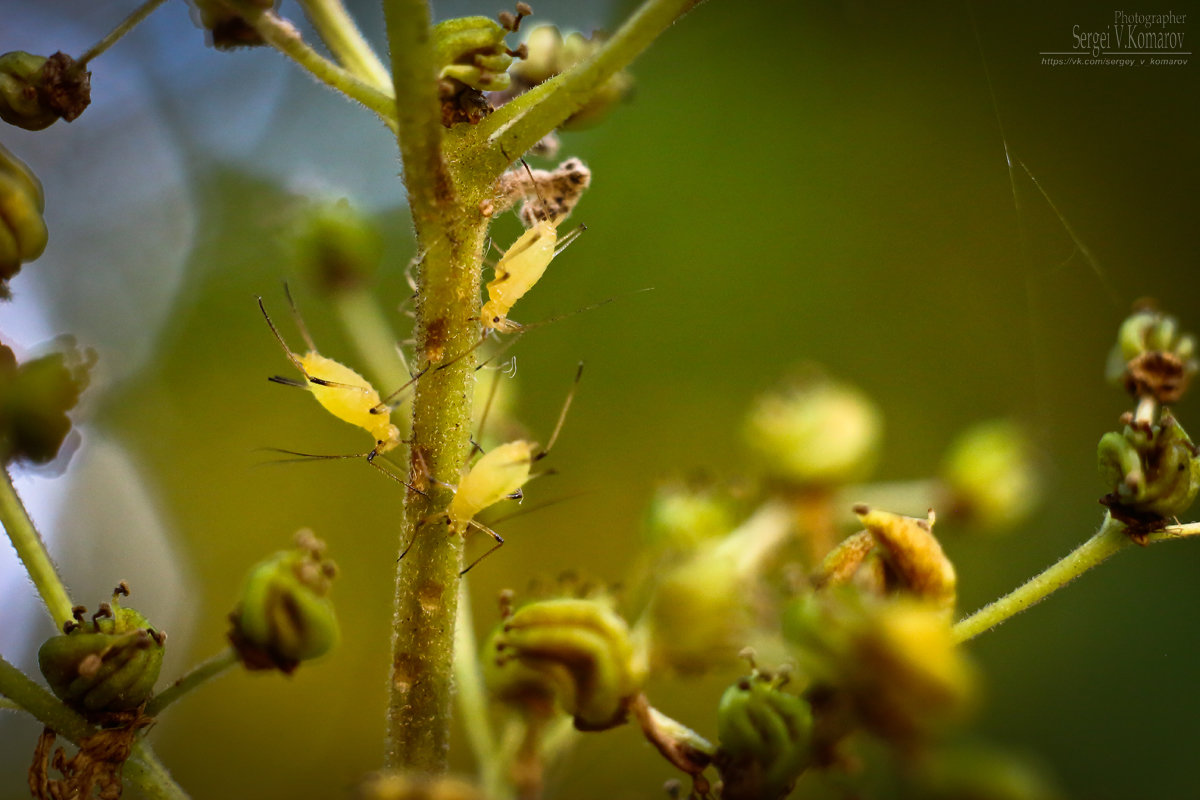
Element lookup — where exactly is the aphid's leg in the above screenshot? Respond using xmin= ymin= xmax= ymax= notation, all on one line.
xmin=460 ymin=519 xmax=505 ymax=575
xmin=409 ymin=443 xmax=458 ymax=492
xmin=263 ymin=447 xmax=426 ymax=495
xmin=399 ymin=513 xmax=450 ymax=562
xmin=372 ymin=364 xmax=431 ymax=413
xmin=474 ymin=357 xmax=506 ymax=447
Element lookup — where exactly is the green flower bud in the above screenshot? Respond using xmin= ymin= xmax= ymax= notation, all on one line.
xmin=785 ymin=591 xmax=974 ymax=749
xmin=716 ymin=668 xmax=814 ymax=800
xmin=643 ymin=477 xmax=736 ymax=550
xmin=1098 ymin=411 xmax=1200 ymax=525
xmin=0 ymin=51 xmax=90 ymax=131
xmin=433 ymin=6 xmax=529 ymax=125
xmin=505 ymin=26 xmax=634 ymax=130
xmin=854 ymin=506 xmax=956 ymax=614
xmin=1105 ymin=306 xmax=1197 ymax=404
xmin=191 ymin=0 xmax=276 ymax=50
xmin=358 ymin=772 xmax=484 ymax=800
xmin=0 ymin=337 xmax=94 ymax=466
xmin=0 ymin=142 xmax=48 ymax=293
xmin=645 ymin=548 xmax=746 ymax=673
xmin=38 ymin=583 xmax=166 ymax=715
xmin=940 ymin=420 xmax=1040 ymax=532
xmin=228 ymin=530 xmax=339 ymax=673
xmin=745 ymin=373 xmax=882 ymax=487
xmin=484 ymin=597 xmax=643 ymax=731
xmin=290 ymin=197 xmax=382 ymax=293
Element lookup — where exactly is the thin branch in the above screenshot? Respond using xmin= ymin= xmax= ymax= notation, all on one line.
xmin=296 ymin=0 xmax=393 ymax=91
xmin=456 ymin=0 xmax=707 ymax=178
xmin=144 ymin=648 xmax=239 ymax=717
xmin=0 ymin=467 xmax=74 ymax=628
xmin=228 ymin=1 xmax=398 ymax=131
xmin=76 ymin=0 xmax=170 ymax=67
xmin=954 ymin=514 xmax=1200 ymax=643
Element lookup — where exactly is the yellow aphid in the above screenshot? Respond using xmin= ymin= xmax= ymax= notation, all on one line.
xmin=447 ymin=440 xmax=538 ymax=534
xmin=482 ymin=160 xmax=587 ymax=333
xmin=410 ymin=363 xmax=583 ymax=573
xmin=258 ymin=294 xmax=402 ymax=461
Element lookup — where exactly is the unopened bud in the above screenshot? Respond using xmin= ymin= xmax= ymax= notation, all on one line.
xmin=745 ymin=374 xmax=882 ymax=487
xmin=358 ymin=771 xmax=484 ymax=800
xmin=191 ymin=0 xmax=276 ymax=49
xmin=643 ymin=476 xmax=736 ymax=551
xmin=37 ymin=583 xmax=165 ymax=714
xmin=290 ymin=197 xmax=382 ymax=293
xmin=0 ymin=51 xmax=90 ymax=131
xmin=1098 ymin=411 xmax=1200 ymax=525
xmin=505 ymin=27 xmax=633 ymax=129
xmin=715 ymin=667 xmax=814 ymax=800
xmin=1106 ymin=305 xmax=1197 ymax=404
xmin=940 ymin=420 xmax=1040 ymax=531
xmin=228 ymin=530 xmax=339 ymax=673
xmin=854 ymin=506 xmax=956 ymax=614
xmin=0 ymin=142 xmax=48 ymax=294
xmin=484 ymin=597 xmax=642 ymax=731
xmin=0 ymin=336 xmax=94 ymax=466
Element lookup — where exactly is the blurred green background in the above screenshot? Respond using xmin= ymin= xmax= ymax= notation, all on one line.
xmin=2 ymin=0 xmax=1199 ymax=798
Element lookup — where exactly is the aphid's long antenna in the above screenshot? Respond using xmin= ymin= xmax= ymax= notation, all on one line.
xmin=282 ymin=282 xmax=319 ymax=353
xmin=372 ymin=364 xmax=431 ymax=413
xmin=553 ymin=223 xmax=587 ymax=255
xmin=258 ymin=296 xmax=314 ymax=380
xmin=537 ymin=362 xmax=583 ymax=460
xmin=461 ymin=519 xmax=505 ymax=575
xmin=264 ymin=446 xmax=426 ymax=495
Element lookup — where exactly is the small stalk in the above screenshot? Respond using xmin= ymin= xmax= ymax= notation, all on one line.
xmin=296 ymin=0 xmax=392 ymax=92
xmin=950 ymin=514 xmax=1200 ymax=643
xmin=76 ymin=0 xmax=170 ymax=68
xmin=0 ymin=467 xmax=73 ymax=628
xmin=145 ymin=648 xmax=239 ymax=717
xmin=228 ymin=0 xmax=398 ymax=130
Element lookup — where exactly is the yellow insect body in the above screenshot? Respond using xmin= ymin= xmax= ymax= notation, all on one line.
xmin=259 ymin=295 xmax=402 ymax=460
xmin=298 ymin=351 xmax=401 ymax=456
xmin=447 ymin=441 xmax=536 ymax=534
xmin=482 ymin=220 xmax=557 ymax=333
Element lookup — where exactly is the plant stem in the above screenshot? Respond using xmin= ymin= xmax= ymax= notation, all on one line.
xmin=76 ymin=0 xmax=170 ymax=67
xmin=144 ymin=648 xmax=239 ymax=717
xmin=950 ymin=513 xmax=1200 ymax=643
xmin=1 ymin=657 xmax=190 ymax=796
xmin=0 ymin=655 xmax=93 ymax=742
xmin=126 ymin=743 xmax=191 ymax=800
xmin=0 ymin=467 xmax=73 ymax=628
xmin=456 ymin=0 xmax=708 ymax=177
xmin=297 ymin=0 xmax=392 ymax=92
xmin=230 ymin=1 xmax=399 ymax=130
xmin=382 ymin=0 xmax=486 ymax=772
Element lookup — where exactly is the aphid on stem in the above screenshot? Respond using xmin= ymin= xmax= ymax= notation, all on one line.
xmin=404 ymin=362 xmax=584 ymax=574
xmin=482 ymin=157 xmax=589 ymax=333
xmin=257 ymin=287 xmax=425 ymax=487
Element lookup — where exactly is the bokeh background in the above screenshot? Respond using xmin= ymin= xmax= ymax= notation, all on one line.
xmin=2 ymin=0 xmax=1198 ymax=797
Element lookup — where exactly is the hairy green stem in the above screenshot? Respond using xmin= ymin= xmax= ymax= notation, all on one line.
xmin=0 ymin=655 xmax=93 ymax=742
xmin=456 ymin=0 xmax=708 ymax=177
xmin=126 ymin=744 xmax=190 ymax=800
xmin=0 ymin=468 xmax=73 ymax=628
xmin=145 ymin=648 xmax=239 ymax=717
xmin=382 ymin=0 xmax=484 ymax=772
xmin=297 ymin=0 xmax=393 ymax=91
xmin=230 ymin=1 xmax=398 ymax=130
xmin=953 ymin=514 xmax=1200 ymax=642
xmin=1 ymin=657 xmax=189 ymax=796
xmin=76 ymin=0 xmax=170 ymax=67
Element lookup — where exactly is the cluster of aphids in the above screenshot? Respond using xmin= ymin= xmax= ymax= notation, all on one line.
xmin=257 ymin=157 xmax=591 ymax=573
